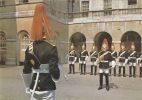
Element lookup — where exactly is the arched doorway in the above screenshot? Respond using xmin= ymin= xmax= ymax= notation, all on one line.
xmin=94 ymin=32 xmax=112 ymax=52
xmin=121 ymin=31 xmax=141 ymax=52
xmin=18 ymin=30 xmax=30 ymax=65
xmin=0 ymin=31 xmax=6 ymax=65
xmin=70 ymin=32 xmax=86 ymax=58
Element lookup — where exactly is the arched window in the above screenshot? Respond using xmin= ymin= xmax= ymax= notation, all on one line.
xmin=94 ymin=31 xmax=112 ymax=52
xmin=21 ymin=34 xmax=30 ymax=51
xmin=70 ymin=32 xmax=86 ymax=59
xmin=121 ymin=31 xmax=141 ymax=52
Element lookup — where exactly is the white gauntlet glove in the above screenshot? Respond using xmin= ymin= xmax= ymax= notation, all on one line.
xmin=25 ymin=88 xmax=31 ymax=94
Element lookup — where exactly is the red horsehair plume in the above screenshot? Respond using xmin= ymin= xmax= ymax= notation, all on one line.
xmin=30 ymin=3 xmax=52 ymax=41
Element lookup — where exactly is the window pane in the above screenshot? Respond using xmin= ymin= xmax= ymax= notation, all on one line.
xmin=128 ymin=0 xmax=137 ymax=5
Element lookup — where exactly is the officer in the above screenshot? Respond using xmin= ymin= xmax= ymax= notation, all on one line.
xmin=90 ymin=45 xmax=98 ymax=75
xmin=68 ymin=44 xmax=77 ymax=74
xmin=79 ymin=44 xmax=89 ymax=75
xmin=98 ymin=39 xmax=115 ymax=91
xmin=109 ymin=44 xmax=117 ymax=76
xmin=118 ymin=43 xmax=128 ymax=77
xmin=128 ymin=42 xmax=138 ymax=77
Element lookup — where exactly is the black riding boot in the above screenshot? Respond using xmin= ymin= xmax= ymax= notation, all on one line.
xmin=98 ymin=73 xmax=103 ymax=90
xmin=133 ymin=66 xmax=136 ymax=77
xmin=80 ymin=64 xmax=83 ymax=75
xmin=109 ymin=67 xmax=112 ymax=75
xmin=68 ymin=64 xmax=72 ymax=74
xmin=114 ymin=67 xmax=116 ymax=76
xmin=118 ymin=66 xmax=121 ymax=76
xmin=140 ymin=67 xmax=142 ymax=78
xmin=123 ymin=66 xmax=126 ymax=77
xmin=84 ymin=64 xmax=86 ymax=75
xmin=90 ymin=65 xmax=93 ymax=75
xmin=94 ymin=66 xmax=97 ymax=75
xmin=129 ymin=66 xmax=132 ymax=77
xmin=72 ymin=64 xmax=75 ymax=74
xmin=105 ymin=73 xmax=109 ymax=91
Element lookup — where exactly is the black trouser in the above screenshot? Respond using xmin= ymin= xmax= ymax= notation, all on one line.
xmin=69 ymin=64 xmax=75 ymax=74
xmin=109 ymin=66 xmax=116 ymax=76
xmin=119 ymin=66 xmax=126 ymax=77
xmin=90 ymin=65 xmax=97 ymax=75
xmin=140 ymin=67 xmax=142 ymax=77
xmin=129 ymin=66 xmax=136 ymax=77
xmin=99 ymin=73 xmax=109 ymax=89
xmin=80 ymin=64 xmax=86 ymax=75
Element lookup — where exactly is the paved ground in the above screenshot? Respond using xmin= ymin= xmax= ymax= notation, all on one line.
xmin=0 ymin=64 xmax=142 ymax=100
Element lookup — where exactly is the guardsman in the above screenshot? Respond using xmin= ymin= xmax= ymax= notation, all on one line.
xmin=109 ymin=44 xmax=117 ymax=76
xmin=137 ymin=53 xmax=142 ymax=78
xmin=128 ymin=42 xmax=138 ymax=77
xmin=22 ymin=3 xmax=60 ymax=100
xmin=90 ymin=45 xmax=98 ymax=75
xmin=118 ymin=43 xmax=129 ymax=77
xmin=98 ymin=39 xmax=115 ymax=91
xmin=79 ymin=44 xmax=89 ymax=75
xmin=68 ymin=44 xmax=77 ymax=74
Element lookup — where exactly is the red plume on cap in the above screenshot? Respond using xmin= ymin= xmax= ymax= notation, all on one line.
xmin=30 ymin=3 xmax=52 ymax=41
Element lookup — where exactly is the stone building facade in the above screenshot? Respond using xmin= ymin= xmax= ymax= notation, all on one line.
xmin=0 ymin=0 xmax=142 ymax=65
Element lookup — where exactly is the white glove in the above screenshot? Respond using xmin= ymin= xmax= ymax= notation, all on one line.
xmin=25 ymin=88 xmax=31 ymax=94
xmin=112 ymin=61 xmax=116 ymax=68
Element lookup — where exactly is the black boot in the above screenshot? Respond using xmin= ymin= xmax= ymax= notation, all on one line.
xmin=80 ymin=64 xmax=83 ymax=75
xmin=109 ymin=68 xmax=112 ymax=76
xmin=105 ymin=73 xmax=109 ymax=91
xmin=118 ymin=66 xmax=121 ymax=76
xmin=114 ymin=67 xmax=116 ymax=76
xmin=129 ymin=66 xmax=132 ymax=77
xmin=68 ymin=64 xmax=71 ymax=74
xmin=94 ymin=66 xmax=97 ymax=75
xmin=140 ymin=67 xmax=142 ymax=78
xmin=98 ymin=73 xmax=103 ymax=90
xmin=123 ymin=66 xmax=126 ymax=77
xmin=73 ymin=64 xmax=75 ymax=74
xmin=90 ymin=65 xmax=93 ymax=75
xmin=84 ymin=64 xmax=86 ymax=75
xmin=133 ymin=66 xmax=136 ymax=77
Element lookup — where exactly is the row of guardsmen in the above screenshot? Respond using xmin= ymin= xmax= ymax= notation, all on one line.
xmin=68 ymin=41 xmax=142 ymax=78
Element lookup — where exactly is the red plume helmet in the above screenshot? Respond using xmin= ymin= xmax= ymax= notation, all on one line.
xmin=30 ymin=3 xmax=52 ymax=41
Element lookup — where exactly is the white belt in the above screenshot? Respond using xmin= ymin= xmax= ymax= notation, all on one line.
xmin=32 ymin=69 xmax=49 ymax=73
xmin=32 ymin=64 xmax=49 ymax=74
xmin=100 ymin=61 xmax=109 ymax=62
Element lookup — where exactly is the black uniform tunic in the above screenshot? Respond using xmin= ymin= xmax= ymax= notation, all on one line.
xmin=111 ymin=51 xmax=117 ymax=60
xmin=69 ymin=50 xmax=76 ymax=62
xmin=80 ymin=50 xmax=89 ymax=61
xmin=99 ymin=51 xmax=114 ymax=69
xmin=118 ymin=50 xmax=128 ymax=63
xmin=128 ymin=51 xmax=138 ymax=63
xmin=23 ymin=40 xmax=60 ymax=91
xmin=90 ymin=51 xmax=97 ymax=62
